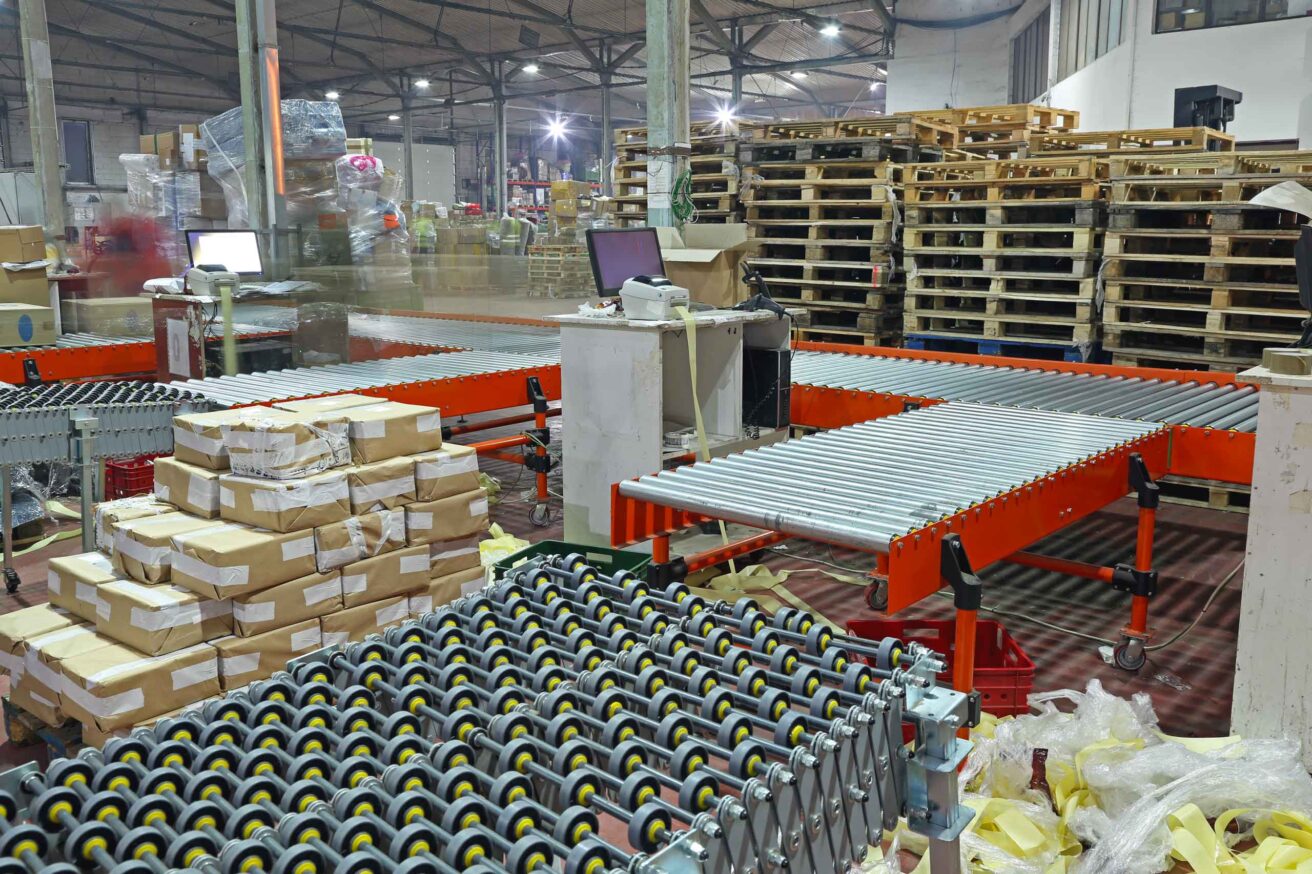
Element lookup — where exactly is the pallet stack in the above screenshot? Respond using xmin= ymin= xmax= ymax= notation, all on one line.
xmin=737 ymin=115 xmax=957 ymax=346
xmin=910 ymin=104 xmax=1080 ymax=159
xmin=1024 ymin=127 xmax=1236 ymax=158
xmin=901 ymin=155 xmax=1109 ymax=361
xmin=1102 ymin=151 xmax=1312 ymax=370
xmin=612 ymin=121 xmax=739 ymax=227
xmin=526 ymin=241 xmax=595 ymax=298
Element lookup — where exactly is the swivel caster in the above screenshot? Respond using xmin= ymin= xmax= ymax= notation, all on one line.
xmin=1113 ymin=637 xmax=1146 ymax=671
xmin=529 ymin=504 xmax=551 ymax=527
xmin=864 ymin=579 xmax=888 ymax=612
xmin=3 ymin=569 xmax=17 ymax=595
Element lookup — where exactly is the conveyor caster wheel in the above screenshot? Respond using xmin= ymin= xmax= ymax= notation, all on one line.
xmin=1113 ymin=638 xmax=1146 ymax=672
xmin=864 ymin=579 xmax=888 ymax=612
xmin=3 ymin=569 xmax=17 ymax=594
xmin=529 ymin=504 xmax=551 ymax=527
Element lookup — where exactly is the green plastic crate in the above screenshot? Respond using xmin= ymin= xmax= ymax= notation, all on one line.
xmin=494 ymin=540 xmax=651 ymax=578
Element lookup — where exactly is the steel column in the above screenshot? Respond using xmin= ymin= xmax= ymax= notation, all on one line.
xmin=235 ymin=0 xmax=286 ymax=271
xmin=402 ymin=93 xmax=416 ymax=201
xmin=644 ymin=0 xmax=689 ymax=227
xmin=17 ymin=0 xmax=68 ymax=264
xmin=493 ymin=62 xmax=508 ymax=218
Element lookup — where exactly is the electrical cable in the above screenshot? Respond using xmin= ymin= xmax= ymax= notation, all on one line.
xmin=1145 ymin=557 xmax=1244 ymax=652
xmin=672 ymin=168 xmax=696 ymax=223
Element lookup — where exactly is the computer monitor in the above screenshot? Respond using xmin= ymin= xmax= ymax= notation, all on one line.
xmin=186 ymin=229 xmax=265 ymax=276
xmin=586 ymin=228 xmax=665 ymax=296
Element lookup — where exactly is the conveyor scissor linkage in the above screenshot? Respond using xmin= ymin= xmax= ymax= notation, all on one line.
xmin=0 ymin=548 xmax=973 ymax=874
xmin=612 ymin=403 xmax=1174 ymax=682
xmin=790 ymin=341 xmax=1257 ymax=486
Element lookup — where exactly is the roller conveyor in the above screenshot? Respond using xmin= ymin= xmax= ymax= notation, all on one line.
xmin=793 ymin=349 xmax=1259 ymax=432
xmin=349 ymin=313 xmax=562 ymax=358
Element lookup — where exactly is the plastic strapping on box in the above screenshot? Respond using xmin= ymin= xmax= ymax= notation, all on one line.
xmin=171 ymin=656 xmax=218 ymax=690
xmin=281 ymin=535 xmax=315 ymax=561
xmin=399 ymin=553 xmax=429 ymax=575
xmin=290 ymin=626 xmax=321 ymax=650
xmin=170 ymin=552 xmax=250 ymax=589
xmin=46 ymin=569 xmax=61 ymax=594
xmin=351 ymin=420 xmax=387 ymax=440
xmin=23 ymin=651 xmax=60 ymax=694
xmin=0 ymin=651 xmax=21 ymax=675
xmin=409 ymin=595 xmax=433 ymax=615
xmin=188 ymin=473 xmax=218 ymax=510
xmin=375 ymin=601 xmax=407 ymax=627
xmin=28 ymin=690 xmax=55 ymax=709
xmin=352 ymin=475 xmax=415 ymax=504
xmin=114 ymin=532 xmax=172 ymax=568
xmin=417 ymin=412 xmax=442 ymax=433
xmin=130 ymin=602 xmax=204 ymax=631
xmin=61 ymin=678 xmax=145 ymax=719
xmin=172 ymin=425 xmax=224 ymax=457
xmin=232 ymin=601 xmax=275 ymax=623
xmin=75 ymin=583 xmax=104 ymax=612
xmin=303 ymin=578 xmax=340 ymax=606
xmin=416 ymin=453 xmax=479 ymax=480
xmin=222 ymin=653 xmax=261 ymax=677
xmin=248 ymin=476 xmax=349 ymax=512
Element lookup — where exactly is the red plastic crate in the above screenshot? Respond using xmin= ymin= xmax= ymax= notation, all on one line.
xmin=846 ymin=618 xmax=1035 ymax=717
xmin=105 ymin=455 xmax=162 ymax=499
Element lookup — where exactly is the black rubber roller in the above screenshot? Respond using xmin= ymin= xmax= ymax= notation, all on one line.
xmin=679 ymin=770 xmax=720 ymax=813
xmin=618 ymin=771 xmax=659 ymax=810
xmin=553 ymin=806 xmax=599 ymax=845
xmin=564 ymin=840 xmax=611 ymax=874
xmin=0 ymin=823 xmax=47 ymax=860
xmin=669 ymin=741 xmax=711 ymax=781
xmin=628 ymin=802 xmax=672 ymax=854
xmin=729 ymin=741 xmax=768 ymax=779
xmin=557 ymin=770 xmax=602 ymax=808
xmin=508 ymin=834 xmax=553 ymax=874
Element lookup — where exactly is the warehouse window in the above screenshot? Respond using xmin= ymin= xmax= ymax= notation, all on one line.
xmin=1057 ymin=0 xmax=1129 ymax=80
xmin=1010 ymin=10 xmax=1051 ymax=103
xmin=1154 ymin=0 xmax=1311 ymax=32
xmin=62 ymin=120 xmax=94 ymax=185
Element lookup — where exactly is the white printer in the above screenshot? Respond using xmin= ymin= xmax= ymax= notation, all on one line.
xmin=619 ymin=275 xmax=690 ymax=321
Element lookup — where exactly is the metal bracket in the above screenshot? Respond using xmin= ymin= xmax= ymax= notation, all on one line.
xmin=526 ymin=375 xmax=548 ymax=413
xmin=525 ymin=452 xmax=553 ymax=474
xmin=286 ymin=644 xmax=342 ymax=673
xmin=1128 ymin=452 xmax=1160 ymax=510
xmin=21 ymin=358 xmax=40 ymax=387
xmin=940 ymin=534 xmax=982 ymax=611
xmin=0 ymin=762 xmax=39 ymax=813
xmin=1111 ymin=564 xmax=1159 ymax=598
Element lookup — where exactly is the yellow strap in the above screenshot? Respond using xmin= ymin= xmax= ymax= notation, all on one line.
xmin=14 ymin=528 xmax=81 ymax=558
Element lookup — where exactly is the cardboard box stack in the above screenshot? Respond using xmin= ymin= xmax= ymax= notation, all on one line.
xmin=0 ymin=394 xmax=491 ymax=739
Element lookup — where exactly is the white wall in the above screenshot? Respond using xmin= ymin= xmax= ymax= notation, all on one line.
xmin=887 ymin=18 xmax=1012 ymax=112
xmin=1303 ymin=28 xmax=1312 ymax=148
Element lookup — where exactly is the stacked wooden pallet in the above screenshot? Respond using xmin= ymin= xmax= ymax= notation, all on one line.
xmin=612 ymin=121 xmax=739 ymax=227
xmin=1102 ymin=151 xmax=1312 ymax=370
xmin=1025 ymin=127 xmax=1235 ymax=158
xmin=910 ymin=104 xmax=1080 ymax=159
xmin=901 ymin=156 xmax=1109 ymax=361
xmin=526 ymin=242 xmax=595 ymax=298
xmin=737 ymin=116 xmax=956 ymax=346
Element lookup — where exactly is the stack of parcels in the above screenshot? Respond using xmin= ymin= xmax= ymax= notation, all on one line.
xmin=8 ymin=394 xmax=495 ymax=739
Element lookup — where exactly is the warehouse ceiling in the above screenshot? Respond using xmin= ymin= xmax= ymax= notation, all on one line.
xmin=0 ymin=0 xmax=892 ymax=141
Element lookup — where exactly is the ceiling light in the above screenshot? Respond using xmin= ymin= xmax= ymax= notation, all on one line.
xmin=325 ymin=90 xmax=340 ymax=100
xmin=388 ymin=114 xmax=401 ymax=121
xmin=546 ymin=117 xmax=568 ymax=140
xmin=790 ymin=71 xmax=808 ymax=79
xmin=523 ymin=63 xmax=540 ymax=74
xmin=820 ymin=23 xmax=840 ymax=36
xmin=414 ymin=79 xmax=431 ymax=89
xmin=715 ymin=106 xmax=736 ymax=126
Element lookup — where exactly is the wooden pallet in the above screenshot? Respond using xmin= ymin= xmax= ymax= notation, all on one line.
xmin=765 ymin=283 xmax=899 ymax=310
xmin=905 ymin=251 xmax=1099 ymax=278
xmin=907 ymin=291 xmax=1095 ymax=322
xmin=1107 ymin=352 xmax=1247 ymax=372
xmin=1102 ymin=251 xmax=1294 ymax=288
xmin=1026 ymin=127 xmax=1235 ymax=157
xmin=795 ymin=326 xmax=900 ymax=346
xmin=753 ymin=239 xmax=894 ymax=262
xmin=742 ymin=115 xmax=959 ymax=147
xmin=1105 ymin=279 xmax=1303 ymax=313
xmin=905 ymin=200 xmax=1105 ymax=228
xmin=904 ymin=157 xmax=1108 ymax=204
xmin=1159 ymin=475 xmax=1251 ymax=513
xmin=909 ymin=104 xmax=1080 ymax=133
xmin=745 ymin=202 xmax=897 ymax=223
xmin=747 ymin=222 xmax=895 ymax=246
xmin=908 ymin=270 xmax=1097 ymax=299
xmin=738 ymin=138 xmax=952 ymax=166
xmin=1102 ymin=325 xmax=1274 ymax=369
xmin=1107 ymin=150 xmax=1312 ymax=178
xmin=1107 ymin=204 xmax=1304 ymax=233
xmin=748 ymin=258 xmax=895 ymax=285
xmin=903 ymin=310 xmax=1098 ymax=344
xmin=903 ymin=333 xmax=1098 ymax=362
xmin=905 ymin=225 xmax=1103 ymax=254
xmin=794 ymin=305 xmax=901 ymax=333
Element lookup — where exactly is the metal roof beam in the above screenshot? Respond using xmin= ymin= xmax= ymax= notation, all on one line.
xmin=349 ymin=0 xmax=493 ymax=83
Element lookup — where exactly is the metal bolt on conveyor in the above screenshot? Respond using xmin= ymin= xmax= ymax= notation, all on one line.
xmin=0 ymin=547 xmax=973 ymax=874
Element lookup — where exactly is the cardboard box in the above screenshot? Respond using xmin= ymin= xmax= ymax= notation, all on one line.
xmin=654 ymin=224 xmax=750 ymax=309
xmin=0 ymin=268 xmax=49 ymax=309
xmin=152 ymin=457 xmax=222 ymax=519
xmin=113 ymin=512 xmax=218 ymax=584
xmin=413 ymin=444 xmax=479 ymax=501
xmin=67 ymin=297 xmax=153 ymax=338
xmin=338 ymin=402 xmax=442 ymax=464
xmin=14 ymin=624 xmax=114 ymax=726
xmin=0 ymin=225 xmax=46 ymax=263
xmin=47 ymin=551 xmax=122 ymax=623
xmin=94 ymin=496 xmax=174 ymax=554
xmin=173 ymin=408 xmax=275 ymax=471
xmin=345 ymin=457 xmax=416 ymax=514
xmin=95 ymin=581 xmax=232 ymax=655
xmin=410 ymin=565 xmax=486 ymax=616
xmin=212 ymin=620 xmax=321 ymax=691
xmin=0 ymin=605 xmax=77 ymax=678
xmin=320 ymin=597 xmax=409 ymax=648
xmin=0 ymin=303 xmax=54 ymax=347
xmin=231 ymin=571 xmax=342 ymax=637
xmin=169 ymin=522 xmax=318 ymax=599
xmin=273 ymin=394 xmax=381 ymax=415
xmin=218 ymin=470 xmax=350 ymax=533
xmin=60 ymin=642 xmax=220 ymax=732
xmin=551 ymin=180 xmax=592 ymax=200
xmin=314 ymin=508 xmax=406 ymax=572
xmin=340 ymin=545 xmax=428 ymax=608
xmin=222 ymin=410 xmax=350 ymax=479
xmin=405 ymin=488 xmax=489 ymax=545
xmin=428 ymin=534 xmax=482 ymax=578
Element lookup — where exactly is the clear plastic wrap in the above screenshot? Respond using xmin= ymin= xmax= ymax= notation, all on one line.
xmin=120 ymin=155 xmax=226 ymax=271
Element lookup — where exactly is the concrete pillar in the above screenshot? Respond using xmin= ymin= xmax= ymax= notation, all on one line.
xmin=402 ymin=95 xmax=416 ymax=201
xmin=1232 ymin=364 xmax=1312 ymax=767
xmin=644 ymin=0 xmax=690 ymax=228
xmin=17 ymin=0 xmax=68 ymax=262
xmin=235 ymin=0 xmax=285 ymax=268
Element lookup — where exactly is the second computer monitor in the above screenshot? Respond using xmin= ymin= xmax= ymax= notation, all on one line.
xmin=586 ymin=227 xmax=666 ymax=297
xmin=186 ymin=229 xmax=265 ymax=276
